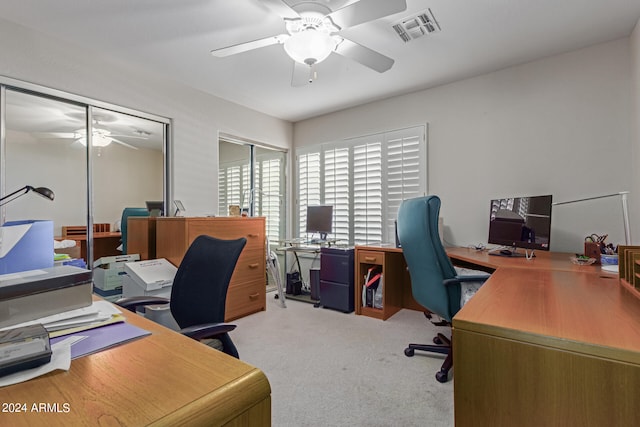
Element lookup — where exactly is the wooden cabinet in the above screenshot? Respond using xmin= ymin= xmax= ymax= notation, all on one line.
xmin=154 ymin=217 xmax=266 ymax=321
xmin=354 ymin=246 xmax=418 ymax=320
xmin=126 ymin=216 xmax=156 ymax=260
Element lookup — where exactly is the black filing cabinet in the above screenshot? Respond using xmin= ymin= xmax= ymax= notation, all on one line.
xmin=320 ymin=247 xmax=354 ymax=312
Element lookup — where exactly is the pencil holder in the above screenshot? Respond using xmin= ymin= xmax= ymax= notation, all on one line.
xmin=584 ymin=242 xmax=602 ymax=264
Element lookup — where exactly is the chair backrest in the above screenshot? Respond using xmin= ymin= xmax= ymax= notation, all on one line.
xmin=170 ymin=235 xmax=247 ymax=329
xmin=120 ymin=208 xmax=149 ymax=254
xmin=397 ymin=195 xmax=460 ymax=322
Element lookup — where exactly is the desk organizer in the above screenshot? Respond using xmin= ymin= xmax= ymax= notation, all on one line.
xmin=0 ymin=265 xmax=92 ymax=328
xmin=617 ymin=245 xmax=640 ymax=297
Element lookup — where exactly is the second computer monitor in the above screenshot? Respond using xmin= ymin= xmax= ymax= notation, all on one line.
xmin=145 ymin=200 xmax=164 ymax=217
xmin=306 ymin=205 xmax=333 ymax=241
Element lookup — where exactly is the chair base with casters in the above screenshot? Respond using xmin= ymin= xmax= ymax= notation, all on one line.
xmin=405 ymin=330 xmax=452 ymax=383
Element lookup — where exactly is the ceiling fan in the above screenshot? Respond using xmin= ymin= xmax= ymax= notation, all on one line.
xmin=36 ymin=123 xmax=150 ymax=150
xmin=210 ymin=0 xmax=407 ymax=84
xmin=71 ymin=128 xmax=142 ymax=149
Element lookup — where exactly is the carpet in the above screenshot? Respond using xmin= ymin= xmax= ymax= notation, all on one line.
xmin=232 ymin=294 xmax=455 ymax=426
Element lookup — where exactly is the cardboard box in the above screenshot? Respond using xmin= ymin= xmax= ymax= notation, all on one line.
xmin=0 ymin=220 xmax=54 ymax=275
xmin=93 ymin=254 xmax=140 ymax=291
xmin=0 ymin=265 xmax=92 ymax=328
xmin=122 ymin=258 xmax=176 ymax=298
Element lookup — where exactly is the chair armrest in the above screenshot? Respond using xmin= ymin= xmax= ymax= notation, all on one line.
xmin=443 ymin=275 xmax=490 ymax=287
xmin=115 ymin=296 xmax=170 ymax=312
xmin=180 ymin=323 xmax=237 ymax=340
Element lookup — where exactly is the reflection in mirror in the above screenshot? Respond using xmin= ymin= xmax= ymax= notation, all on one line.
xmin=218 ymin=139 xmax=286 ymax=244
xmin=4 ymin=90 xmax=88 ymax=243
xmin=254 ymin=146 xmax=286 ymax=245
xmin=3 ymin=90 xmax=166 ymax=264
xmin=90 ymin=107 xmax=164 ymax=241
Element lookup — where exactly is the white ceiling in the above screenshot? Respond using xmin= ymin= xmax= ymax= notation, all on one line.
xmin=1 ymin=0 xmax=640 ymax=123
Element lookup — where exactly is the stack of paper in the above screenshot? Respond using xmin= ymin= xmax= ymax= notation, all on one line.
xmin=0 ymin=301 xmax=125 ymax=338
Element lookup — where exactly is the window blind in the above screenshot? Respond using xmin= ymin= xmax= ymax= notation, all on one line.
xmin=296 ymin=125 xmax=427 ymax=244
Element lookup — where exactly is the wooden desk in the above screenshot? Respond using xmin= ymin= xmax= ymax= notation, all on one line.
xmin=126 ymin=216 xmax=156 ymax=260
xmin=56 ymin=232 xmax=122 ymax=263
xmin=0 ymin=301 xmax=271 ymax=426
xmin=449 ymin=248 xmax=640 ymax=427
xmin=354 ymin=245 xmax=420 ymax=320
xmin=446 ymin=246 xmax=605 ymax=273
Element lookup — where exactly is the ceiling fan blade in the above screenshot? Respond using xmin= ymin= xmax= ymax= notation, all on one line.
xmin=109 ymin=134 xmax=148 ymax=139
xmin=211 ymin=34 xmax=288 ymax=57
xmin=327 ymin=0 xmax=407 ymax=30
xmin=291 ymin=61 xmax=314 ymax=87
xmin=34 ymin=132 xmax=76 ymax=139
xmin=110 ymin=138 xmax=139 ymax=150
xmin=334 ymin=38 xmax=394 ymax=73
xmin=260 ymin=0 xmax=300 ymax=20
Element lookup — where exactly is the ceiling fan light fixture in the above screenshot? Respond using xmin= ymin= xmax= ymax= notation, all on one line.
xmin=284 ymin=29 xmax=336 ymax=66
xmin=77 ymin=129 xmax=113 ymax=147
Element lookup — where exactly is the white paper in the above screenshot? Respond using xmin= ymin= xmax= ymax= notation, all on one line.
xmin=601 ymin=265 xmax=619 ymax=274
xmin=0 ymin=301 xmax=121 ymax=332
xmin=0 ymin=223 xmax=32 ymax=258
xmin=0 ymin=337 xmax=73 ymax=387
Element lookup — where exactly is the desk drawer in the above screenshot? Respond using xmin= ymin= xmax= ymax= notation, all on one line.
xmin=320 ymin=249 xmax=354 ymax=284
xmin=226 ymin=279 xmax=265 ymax=321
xmin=357 ymin=251 xmax=383 ymax=265
xmin=320 ymin=280 xmax=354 ymax=313
xmin=231 ymin=249 xmax=265 ymax=284
xmin=188 ymin=220 xmax=264 ymax=251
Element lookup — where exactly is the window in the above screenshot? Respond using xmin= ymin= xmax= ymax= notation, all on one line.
xmin=296 ymin=125 xmax=427 ymax=244
xmin=219 ymin=140 xmax=286 ymax=244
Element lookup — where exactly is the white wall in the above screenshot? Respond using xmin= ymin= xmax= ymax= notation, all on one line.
xmin=5 ymin=130 xmax=163 ymax=235
xmin=294 ymin=39 xmax=633 ymax=253
xmin=0 ymin=18 xmax=293 ymax=219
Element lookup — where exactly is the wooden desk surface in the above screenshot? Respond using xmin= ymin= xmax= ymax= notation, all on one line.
xmin=450 ymin=247 xmax=640 ymax=426
xmin=446 ymin=246 xmax=608 ymax=273
xmin=453 ymin=267 xmax=640 ymax=364
xmin=56 ymin=232 xmax=122 ymax=242
xmin=0 ymin=302 xmax=271 ymax=426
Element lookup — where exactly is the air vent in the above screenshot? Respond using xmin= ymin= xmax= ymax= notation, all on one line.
xmin=393 ymin=8 xmax=440 ymax=43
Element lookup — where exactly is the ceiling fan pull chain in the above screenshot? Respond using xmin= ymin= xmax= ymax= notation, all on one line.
xmin=308 ymin=64 xmax=317 ymax=83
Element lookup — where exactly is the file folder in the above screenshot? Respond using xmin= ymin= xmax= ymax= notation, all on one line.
xmin=0 ymin=220 xmax=54 ymax=275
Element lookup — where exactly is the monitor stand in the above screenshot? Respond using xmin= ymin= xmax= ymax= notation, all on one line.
xmin=489 ymin=247 xmax=536 ymax=260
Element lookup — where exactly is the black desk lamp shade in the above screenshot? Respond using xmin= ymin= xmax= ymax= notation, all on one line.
xmin=0 ymin=186 xmax=55 ymax=207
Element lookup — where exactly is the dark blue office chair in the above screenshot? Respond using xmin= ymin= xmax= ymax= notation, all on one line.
xmin=120 ymin=207 xmax=149 ymax=254
xmin=397 ymin=195 xmax=490 ymax=382
xmin=116 ymin=235 xmax=247 ymax=358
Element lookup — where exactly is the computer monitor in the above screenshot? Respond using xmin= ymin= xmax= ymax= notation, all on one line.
xmin=145 ymin=200 xmax=164 ymax=217
xmin=305 ymin=205 xmax=333 ymax=241
xmin=488 ymin=195 xmax=552 ymax=256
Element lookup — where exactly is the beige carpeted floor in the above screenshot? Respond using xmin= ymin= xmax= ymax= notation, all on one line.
xmin=232 ymin=293 xmax=455 ymax=427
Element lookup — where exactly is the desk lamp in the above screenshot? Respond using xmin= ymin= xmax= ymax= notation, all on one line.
xmin=0 ymin=186 xmax=55 ymax=207
xmin=553 ymin=191 xmax=630 ymax=244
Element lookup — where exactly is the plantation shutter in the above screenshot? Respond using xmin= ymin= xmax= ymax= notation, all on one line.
xmin=296 ymin=125 xmax=427 ymax=243
xmin=324 ymin=146 xmax=350 ymax=242
xmin=298 ymin=152 xmax=321 ymax=234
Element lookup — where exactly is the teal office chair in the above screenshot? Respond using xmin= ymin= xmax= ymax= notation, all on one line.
xmin=397 ymin=195 xmax=490 ymax=382
xmin=120 ymin=207 xmax=149 ymax=254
